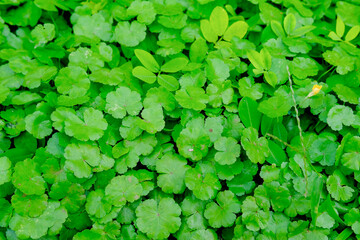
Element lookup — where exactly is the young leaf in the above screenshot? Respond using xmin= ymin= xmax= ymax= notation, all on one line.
xmin=345 ymin=25 xmax=360 ymax=41
xmin=132 ymin=66 xmax=157 ymax=83
xmin=238 ymin=97 xmax=262 ymax=131
xmin=336 ymin=17 xmax=345 ymax=38
xmin=161 ymin=57 xmax=188 ymax=73
xmin=247 ymin=50 xmax=264 ymax=71
xmin=134 ymin=49 xmax=160 ymax=73
xmin=200 ymin=20 xmax=218 ymax=43
xmin=136 ymin=198 xmax=181 ymax=239
xmin=271 ymin=20 xmax=286 ymax=38
xmin=284 ymin=13 xmax=296 ymax=35
xmin=157 ymin=74 xmax=179 ymax=91
xmin=189 ymin=38 xmax=208 ymax=63
xmin=209 ymin=6 xmax=229 ymax=36
xmin=223 ymin=21 xmax=248 ymax=41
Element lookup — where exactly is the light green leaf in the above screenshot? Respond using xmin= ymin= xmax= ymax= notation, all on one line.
xmin=132 ymin=66 xmax=157 ymax=83
xmin=157 ymin=74 xmax=179 ymax=91
xmin=223 ymin=21 xmax=248 ymax=41
xmin=161 ymin=57 xmax=188 ymax=73
xmin=209 ymin=6 xmax=229 ymax=36
xmin=134 ymin=49 xmax=160 ymax=73
xmin=200 ymin=20 xmax=217 ymax=43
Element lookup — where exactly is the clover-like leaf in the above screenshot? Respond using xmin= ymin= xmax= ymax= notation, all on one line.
xmin=25 ymin=111 xmax=52 ymax=139
xmin=0 ymin=156 xmax=12 ymax=185
xmin=136 ymin=198 xmax=181 ymax=239
xmin=105 ymin=87 xmax=143 ymax=119
xmin=156 ymin=152 xmax=190 ymax=194
xmin=241 ymin=196 xmax=270 ymax=231
xmin=114 ymin=21 xmax=146 ymax=47
xmin=175 ymin=86 xmax=209 ymax=111
xmin=204 ymin=191 xmax=241 ymax=228
xmin=327 ymin=105 xmax=355 ymax=131
xmin=105 ymin=175 xmax=142 ymax=207
xmin=326 ymin=173 xmax=354 ymax=202
xmin=185 ymin=166 xmax=221 ymax=200
xmin=241 ymin=127 xmax=269 ymax=164
xmin=54 ymin=66 xmax=90 ymax=98
xmin=214 ymin=137 xmax=241 ymax=165
xmin=176 ymin=117 xmax=210 ymax=161
xmin=11 ymin=190 xmax=48 ymax=218
xmin=12 ymin=158 xmax=46 ymax=195
xmin=65 ymin=107 xmax=108 ymax=141
xmin=9 ymin=201 xmax=67 ymax=239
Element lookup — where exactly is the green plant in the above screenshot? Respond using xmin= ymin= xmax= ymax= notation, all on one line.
xmin=1 ymin=0 xmax=360 ymax=239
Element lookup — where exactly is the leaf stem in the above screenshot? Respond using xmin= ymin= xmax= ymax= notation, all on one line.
xmin=287 ymin=65 xmax=309 ymax=196
xmin=265 ymin=133 xmax=300 ymax=153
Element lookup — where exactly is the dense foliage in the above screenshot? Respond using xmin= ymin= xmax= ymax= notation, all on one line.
xmin=0 ymin=0 xmax=360 ymax=239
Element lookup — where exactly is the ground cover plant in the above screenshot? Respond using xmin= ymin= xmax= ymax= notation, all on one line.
xmin=0 ymin=0 xmax=360 ymax=239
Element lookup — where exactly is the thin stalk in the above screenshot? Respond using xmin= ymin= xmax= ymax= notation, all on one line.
xmin=287 ymin=66 xmax=309 ymax=196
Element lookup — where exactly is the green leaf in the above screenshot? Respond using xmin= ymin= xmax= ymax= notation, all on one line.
xmin=209 ymin=6 xmax=229 ymax=36
xmin=11 ymin=190 xmax=48 ymax=218
xmin=175 ymin=86 xmax=209 ymax=111
xmin=12 ymin=158 xmax=46 ymax=195
xmin=161 ymin=57 xmax=188 ymax=73
xmin=189 ymin=37 xmax=208 ymax=63
xmin=0 ymin=156 xmax=12 ymax=185
xmin=271 ymin=20 xmax=285 ymax=38
xmin=69 ymin=47 xmax=104 ymax=72
xmin=214 ymin=137 xmax=241 ymax=165
xmin=289 ymin=57 xmax=319 ymax=79
xmin=54 ymin=66 xmax=90 ymax=98
xmin=134 ymin=49 xmax=160 ymax=73
xmin=25 ymin=111 xmax=52 ymax=139
xmin=132 ymin=66 xmax=157 ymax=83
xmin=336 ymin=1 xmax=360 ymax=27
xmin=336 ymin=17 xmax=345 ymax=38
xmin=326 ymin=173 xmax=354 ymax=202
xmin=114 ymin=21 xmax=146 ymax=47
xmin=157 ymin=74 xmax=179 ymax=91
xmin=9 ymin=201 xmax=67 ymax=239
xmin=136 ymin=198 xmax=181 ymax=239
xmin=200 ymin=20 xmax=217 ymax=43
xmin=308 ymin=138 xmax=337 ymax=166
xmin=156 ymin=152 xmax=190 ymax=194
xmin=247 ymin=50 xmax=264 ymax=71
xmin=85 ymin=189 xmax=112 ymax=219
xmin=176 ymin=117 xmax=210 ymax=161
xmin=73 ymin=13 xmax=112 ymax=43
xmin=258 ymin=95 xmax=292 ymax=118
xmin=344 ymin=208 xmax=360 ymax=235
xmin=241 ymin=127 xmax=269 ymax=164
xmin=127 ymin=0 xmax=156 ymax=25
xmin=64 ymin=142 xmax=101 ymax=179
xmin=341 ymin=136 xmax=360 ymax=171
xmin=185 ymin=166 xmax=221 ymax=200
xmin=105 ymin=87 xmax=143 ymax=119
xmin=105 ymin=175 xmax=143 ymax=207
xmin=223 ymin=21 xmax=248 ymax=41
xmin=284 ymin=13 xmax=296 ymax=35
xmin=31 ymin=23 xmax=55 ymax=45
xmin=345 ymin=25 xmax=360 ymax=41
xmin=264 ymin=71 xmax=277 ymax=87
xmin=138 ymin=104 xmax=165 ymax=134
xmin=267 ymin=140 xmax=287 ymax=166
xmin=3 ymin=2 xmax=41 ymax=27
xmin=327 ymin=105 xmax=355 ymax=131
xmin=238 ymin=97 xmax=262 ymax=131
xmin=242 ymin=196 xmax=270 ymax=231
xmin=204 ymin=191 xmax=240 ymax=228
xmin=65 ymin=108 xmax=108 ymax=141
